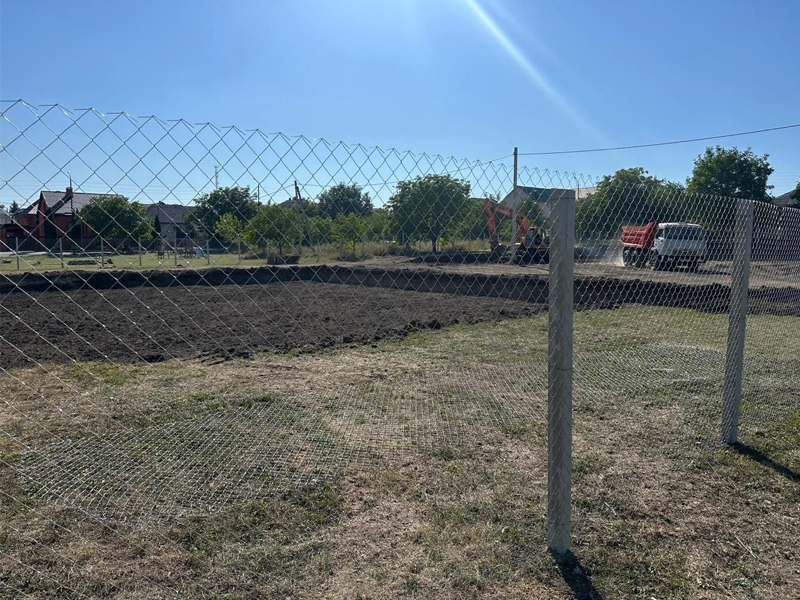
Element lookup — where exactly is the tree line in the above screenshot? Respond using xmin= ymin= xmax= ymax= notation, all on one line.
xmin=68 ymin=145 xmax=798 ymax=251
xmin=69 ymin=175 xmax=495 ymax=254
xmin=576 ymin=146 xmax=782 ymax=238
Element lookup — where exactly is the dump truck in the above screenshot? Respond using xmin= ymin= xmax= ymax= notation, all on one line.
xmin=483 ymin=199 xmax=549 ymax=263
xmin=621 ymin=221 xmax=707 ymax=271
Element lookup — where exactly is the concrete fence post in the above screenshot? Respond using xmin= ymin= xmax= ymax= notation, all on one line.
xmin=547 ymin=190 xmax=575 ymax=554
xmin=509 ymin=146 xmax=519 ymax=264
xmin=721 ymin=199 xmax=754 ymax=444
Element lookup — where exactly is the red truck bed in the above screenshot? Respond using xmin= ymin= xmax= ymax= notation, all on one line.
xmin=621 ymin=222 xmax=658 ymax=249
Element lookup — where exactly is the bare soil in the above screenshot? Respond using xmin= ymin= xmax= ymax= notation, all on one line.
xmin=0 ymin=281 xmax=544 ymax=368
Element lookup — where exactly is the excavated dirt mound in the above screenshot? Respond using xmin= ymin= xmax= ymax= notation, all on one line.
xmin=0 ymin=281 xmax=545 ymax=368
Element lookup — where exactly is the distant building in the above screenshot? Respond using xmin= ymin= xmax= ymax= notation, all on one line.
xmin=0 ymin=187 xmax=115 ymax=251
xmin=0 ymin=191 xmax=201 ymax=251
xmin=773 ymin=188 xmax=799 ymax=209
xmin=145 ymin=202 xmax=198 ymax=241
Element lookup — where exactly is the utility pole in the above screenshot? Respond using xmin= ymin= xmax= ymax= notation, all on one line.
xmin=294 ymin=181 xmax=303 ymax=255
xmin=509 ymin=146 xmax=519 ymax=264
xmin=257 ymin=183 xmax=261 ymax=206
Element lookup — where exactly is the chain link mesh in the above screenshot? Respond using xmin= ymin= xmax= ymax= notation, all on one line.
xmin=1 ymin=100 xmax=798 ymax=597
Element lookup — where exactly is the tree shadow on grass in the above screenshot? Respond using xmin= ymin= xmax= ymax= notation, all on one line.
xmin=551 ymin=550 xmax=604 ymax=600
xmin=732 ymin=442 xmax=800 ymax=483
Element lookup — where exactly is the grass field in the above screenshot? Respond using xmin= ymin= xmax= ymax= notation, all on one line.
xmin=1 ymin=305 xmax=798 ymax=599
xmin=0 ymin=241 xmax=491 ymax=274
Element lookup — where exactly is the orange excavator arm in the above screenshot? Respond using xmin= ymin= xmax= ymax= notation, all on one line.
xmin=482 ymin=199 xmax=531 ymax=246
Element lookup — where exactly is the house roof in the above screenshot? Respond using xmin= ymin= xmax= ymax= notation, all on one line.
xmin=773 ymin=189 xmax=799 ymax=208
xmin=279 ymin=196 xmax=305 ymax=208
xmin=145 ymin=202 xmax=196 ymax=224
xmin=17 ymin=190 xmax=117 ymax=216
xmin=42 ymin=190 xmax=116 ymax=215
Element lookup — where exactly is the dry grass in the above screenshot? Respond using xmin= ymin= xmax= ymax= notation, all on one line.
xmin=1 ymin=306 xmax=799 ymax=599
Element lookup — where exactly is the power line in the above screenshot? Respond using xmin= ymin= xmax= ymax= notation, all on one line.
xmin=518 ymin=122 xmax=800 ymax=156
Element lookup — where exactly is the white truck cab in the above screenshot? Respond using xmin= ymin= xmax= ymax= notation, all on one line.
xmin=650 ymin=222 xmax=707 ymax=271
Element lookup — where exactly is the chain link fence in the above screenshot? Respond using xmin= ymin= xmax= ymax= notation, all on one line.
xmin=1 ymin=101 xmax=798 ymax=596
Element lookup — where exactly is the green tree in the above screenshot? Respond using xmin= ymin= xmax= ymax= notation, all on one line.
xmin=75 ymin=195 xmax=153 ymax=242
xmin=793 ymin=179 xmax=800 ymax=207
xmin=317 ymin=183 xmax=373 ymax=219
xmin=389 ymin=174 xmax=471 ymax=252
xmin=364 ymin=208 xmax=393 ymax=241
xmin=243 ymin=204 xmax=295 ymax=254
xmin=576 ymin=168 xmax=685 ymax=239
xmin=331 ymin=213 xmax=367 ymax=253
xmin=9 ymin=200 xmax=20 ymax=214
xmin=188 ymin=186 xmax=258 ymax=233
xmin=686 ymin=146 xmax=773 ymax=201
xmin=455 ymin=199 xmax=487 ymax=241
xmin=309 ymin=215 xmax=333 ymax=244
xmin=214 ymin=213 xmax=243 ymax=242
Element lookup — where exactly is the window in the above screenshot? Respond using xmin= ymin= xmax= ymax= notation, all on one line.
xmin=664 ymin=226 xmax=704 ymax=241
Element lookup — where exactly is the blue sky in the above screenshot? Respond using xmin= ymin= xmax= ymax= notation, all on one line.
xmin=1 ymin=0 xmax=799 ymax=204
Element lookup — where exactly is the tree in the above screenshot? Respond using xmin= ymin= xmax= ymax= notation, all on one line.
xmin=364 ymin=208 xmax=393 ymax=241
xmin=214 ymin=213 xmax=243 ymax=242
xmin=331 ymin=213 xmax=367 ymax=253
xmin=576 ymin=168 xmax=684 ymax=239
xmin=309 ymin=216 xmax=333 ymax=244
xmin=75 ymin=195 xmax=153 ymax=242
xmin=686 ymin=146 xmax=773 ymax=202
xmin=243 ymin=204 xmax=295 ymax=254
xmin=455 ymin=199 xmax=487 ymax=241
xmin=317 ymin=183 xmax=373 ymax=219
xmin=188 ymin=186 xmax=258 ymax=234
xmin=389 ymin=174 xmax=471 ymax=252
xmin=793 ymin=179 xmax=800 ymax=207
xmin=9 ymin=200 xmax=19 ymax=214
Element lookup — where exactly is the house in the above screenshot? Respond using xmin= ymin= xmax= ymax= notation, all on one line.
xmin=0 ymin=187 xmax=114 ymax=251
xmin=773 ymin=188 xmax=799 ymax=209
xmin=145 ymin=202 xmax=198 ymax=241
xmin=501 ymin=185 xmax=597 ymax=220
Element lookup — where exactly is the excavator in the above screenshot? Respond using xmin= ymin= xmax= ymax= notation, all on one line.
xmin=482 ymin=199 xmax=549 ymax=263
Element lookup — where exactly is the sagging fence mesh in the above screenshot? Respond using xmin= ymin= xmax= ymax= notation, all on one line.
xmin=1 ymin=101 xmax=798 ymax=597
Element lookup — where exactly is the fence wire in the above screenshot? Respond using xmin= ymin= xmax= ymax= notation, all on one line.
xmin=1 ymin=101 xmax=798 ymax=597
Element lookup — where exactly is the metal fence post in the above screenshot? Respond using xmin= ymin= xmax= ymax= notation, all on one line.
xmin=721 ymin=199 xmax=754 ymax=444
xmin=15 ymin=236 xmax=20 ymax=271
xmin=237 ymin=239 xmax=241 ymax=264
xmin=100 ymin=238 xmax=104 ymax=269
xmin=206 ymin=240 xmax=210 ymax=265
xmin=547 ymin=190 xmax=575 ymax=554
xmin=173 ymin=231 xmax=178 ymax=267
xmin=138 ymin=237 xmax=143 ymax=267
xmin=59 ymin=237 xmax=64 ymax=269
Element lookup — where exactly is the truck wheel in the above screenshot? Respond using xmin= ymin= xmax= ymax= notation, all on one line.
xmin=622 ymin=248 xmax=630 ymax=266
xmin=650 ymin=252 xmax=661 ymax=271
